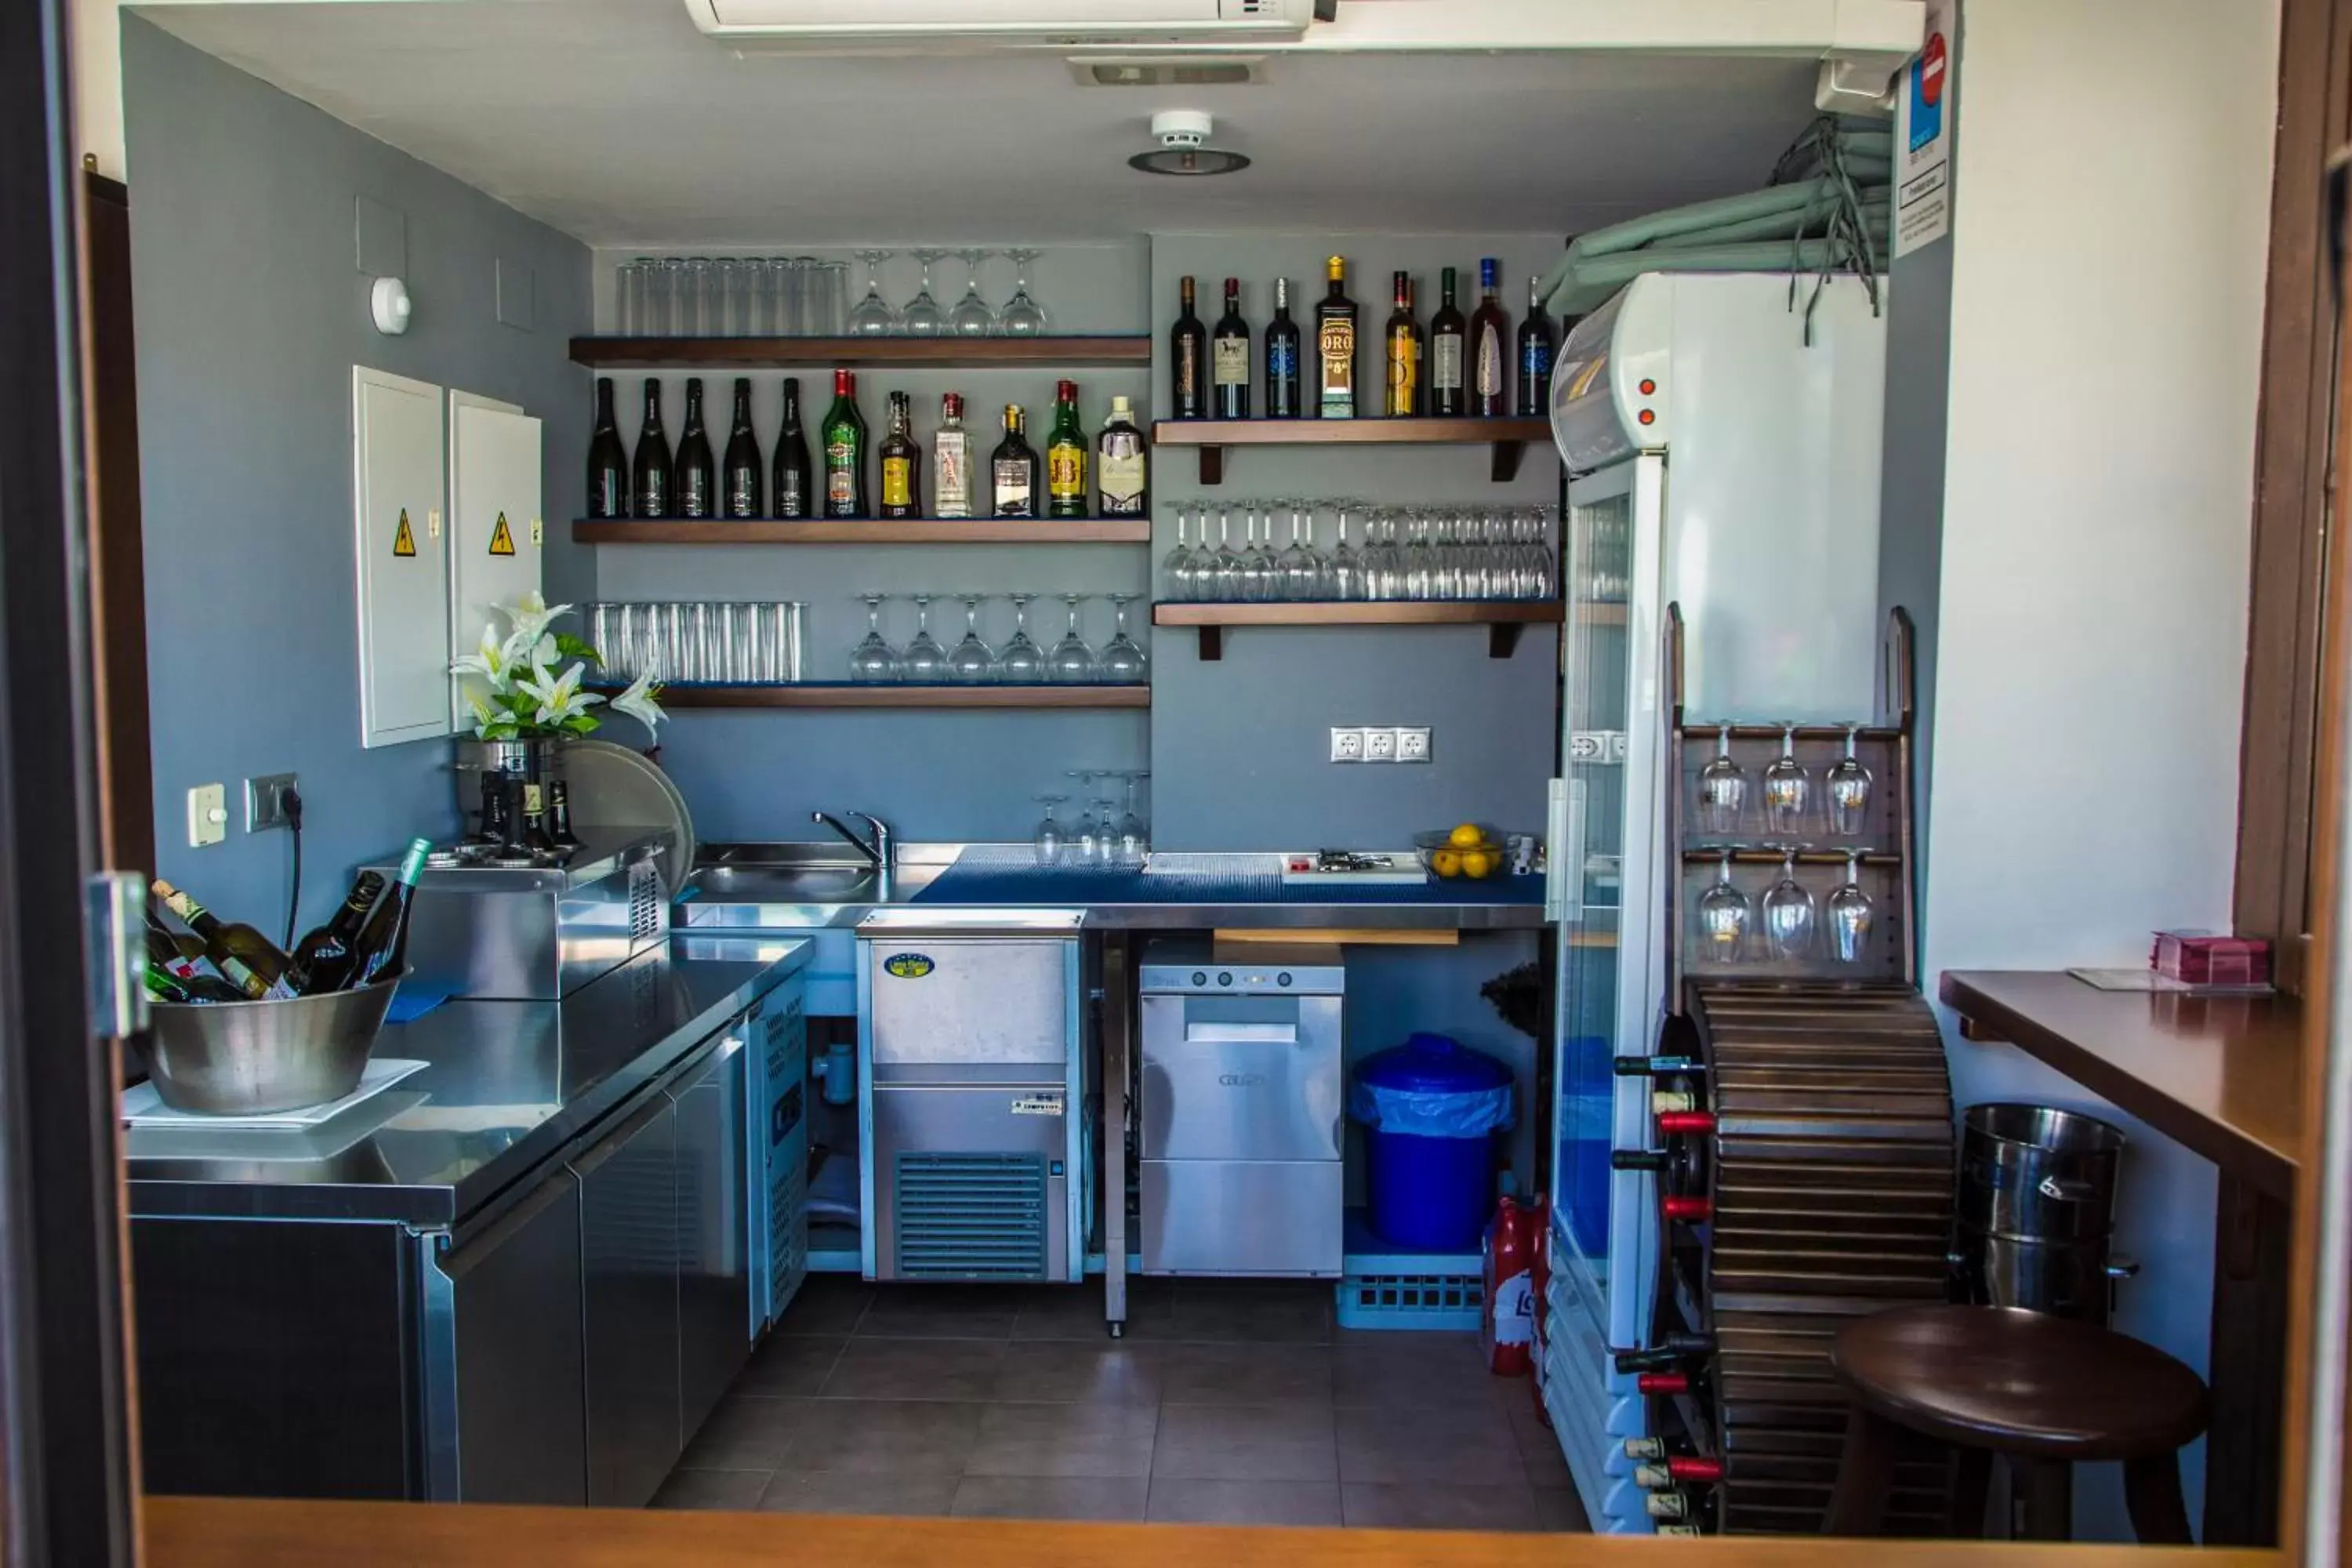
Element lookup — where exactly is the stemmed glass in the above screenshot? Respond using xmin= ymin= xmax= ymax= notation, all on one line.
xmin=1278 ymin=500 xmax=1320 ymax=600
xmin=1113 ymin=771 xmax=1149 ymax=865
xmin=948 ymin=249 xmax=998 ymax=336
xmin=1066 ymin=773 xmax=1103 ymax=860
xmin=999 ymin=594 xmax=1046 ymax=684
xmin=1697 ymin=852 xmax=1751 ymax=964
xmin=1162 ymin=506 xmax=1199 ymax=601
xmin=900 ymin=593 xmax=949 ymax=682
xmin=948 ymin=594 xmax=996 ymax=684
xmin=1328 ymin=499 xmax=1361 ymax=601
xmin=850 ymin=593 xmax=898 ymax=683
xmin=1828 ymin=853 xmax=1874 ymax=964
xmin=901 ymin=250 xmax=948 ymax=336
xmin=1033 ymin=795 xmax=1068 ymax=865
xmin=1826 ymin=726 xmax=1874 ymax=837
xmin=1049 ymin=595 xmax=1098 ymax=683
xmin=1762 ymin=725 xmax=1811 ymax=833
xmin=1210 ymin=505 xmax=1244 ymax=601
xmin=1695 ymin=724 xmax=1747 ymax=836
xmin=848 ymin=250 xmax=898 ymax=336
xmin=1762 ymin=848 xmax=1817 ymax=961
xmin=1099 ymin=594 xmax=1148 ymax=684
xmin=1000 ymin=249 xmax=1049 ymax=336
xmin=1240 ymin=503 xmax=1277 ymax=603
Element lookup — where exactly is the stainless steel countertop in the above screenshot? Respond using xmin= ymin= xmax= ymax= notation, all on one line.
xmin=123 ymin=936 xmax=811 ymax=1233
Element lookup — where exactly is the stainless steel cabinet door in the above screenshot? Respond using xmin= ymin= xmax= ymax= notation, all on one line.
xmin=1138 ymin=996 xmax=1344 ymax=1161
xmin=572 ymin=1093 xmax=680 ymax=1508
xmin=671 ymin=1035 xmax=750 ymax=1446
xmin=868 ymin=939 xmax=1069 ymax=1069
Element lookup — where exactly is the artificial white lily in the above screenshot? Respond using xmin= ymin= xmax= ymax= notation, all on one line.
xmin=608 ymin=671 xmax=667 ymax=735
xmin=518 ymin=661 xmax=603 ymax=728
xmin=450 ymin=622 xmax=510 ymax=685
xmin=505 ymin=590 xmax=572 ymax=648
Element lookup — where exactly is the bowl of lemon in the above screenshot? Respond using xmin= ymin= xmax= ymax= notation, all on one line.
xmin=1414 ymin=822 xmax=1509 ymax=880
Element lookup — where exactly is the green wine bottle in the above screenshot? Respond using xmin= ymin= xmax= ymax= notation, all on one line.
xmin=289 ymin=871 xmax=387 ymax=995
xmin=820 ymin=369 xmax=868 ymax=519
xmin=347 ymin=839 xmax=431 ymax=989
xmin=151 ymin=880 xmax=294 ymax=1000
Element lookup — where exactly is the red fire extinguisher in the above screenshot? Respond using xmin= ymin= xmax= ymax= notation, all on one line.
xmin=1482 ymin=1196 xmax=1535 ymax=1376
xmin=1527 ymin=1195 xmax=1553 ymax=1422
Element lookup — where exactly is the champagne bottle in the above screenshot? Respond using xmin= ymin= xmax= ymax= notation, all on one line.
xmin=287 ymin=871 xmax=387 ymax=996
xmin=632 ymin=378 xmax=672 ymax=518
xmin=1429 ymin=267 xmax=1467 ymax=416
xmin=821 ymin=369 xmax=868 ymax=519
xmin=673 ymin=377 xmax=716 ymax=519
xmin=1096 ymin=395 xmax=1148 ymax=518
xmin=1468 ymin=257 xmax=1511 ymax=417
xmin=1316 ymin=256 xmax=1359 ymax=419
xmin=1045 ymin=381 xmax=1087 ymax=519
xmin=878 ymin=390 xmax=921 ymax=520
xmin=547 ymin=779 xmax=581 ymax=850
xmin=932 ymin=393 xmax=972 ymax=519
xmin=151 ymin=880 xmax=294 ymax=1000
xmin=1210 ymin=279 xmax=1250 ymax=420
xmin=772 ymin=376 xmax=812 ymax=520
xmin=1384 ymin=270 xmax=1423 ymax=417
xmin=1264 ymin=278 xmax=1302 ymax=418
xmin=586 ymin=377 xmax=629 ymax=519
xmin=1171 ymin=276 xmax=1207 ymax=420
xmin=721 ymin=377 xmax=764 ymax=519
xmin=991 ymin=405 xmax=1039 ymax=519
xmin=347 ymin=837 xmax=432 ymax=989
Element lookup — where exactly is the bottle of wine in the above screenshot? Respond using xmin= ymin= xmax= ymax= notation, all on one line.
xmin=1614 ymin=1054 xmax=1705 ymax=1076
xmin=1429 ymin=267 xmax=1467 ymax=416
xmin=147 ymin=960 xmax=245 ymax=1005
xmin=632 ymin=377 xmax=672 ymax=518
xmin=878 ymin=390 xmax=922 ymax=520
xmin=1615 ymin=1334 xmax=1715 ymax=1374
xmin=1384 ymin=270 xmax=1423 ymax=417
xmin=673 ymin=377 xmax=715 ymax=519
xmin=1171 ymin=276 xmax=1207 ymax=420
xmin=821 ymin=369 xmax=868 ymax=519
xmin=586 ymin=377 xmax=629 ymax=519
xmin=476 ymin=771 xmax=514 ymax=850
xmin=771 ymin=376 xmax=811 ymax=520
xmin=1316 ymin=256 xmax=1359 ymax=419
xmin=1517 ymin=275 xmax=1555 ymax=417
xmin=721 ymin=377 xmax=763 ymax=519
xmin=146 ymin=908 xmax=209 ymax=975
xmin=933 ymin=393 xmax=972 ymax=519
xmin=546 ymin=779 xmax=581 ymax=850
xmin=1635 ymin=1457 xmax=1726 ymax=1488
xmin=521 ymin=780 xmax=556 ymax=853
xmin=1468 ymin=257 xmax=1511 ymax=416
xmin=1656 ymin=1109 xmax=1716 ymax=1137
xmin=151 ymin=880 xmax=294 ymax=1000
xmin=1045 ymin=380 xmax=1088 ymax=519
xmin=991 ymin=404 xmax=1038 ymax=518
xmin=1645 ymin=1491 xmax=1693 ymax=1522
xmin=1653 ymin=1089 xmax=1701 ymax=1116
xmin=1096 ymin=395 xmax=1149 ymax=517
xmin=347 ymin=837 xmax=432 ymax=989
xmin=287 ymin=871 xmax=387 ymax=995
xmin=1661 ymin=1195 xmax=1713 ymax=1222
xmin=1211 ymin=278 xmax=1250 ymax=420
xmin=1265 ymin=278 xmax=1302 ymax=418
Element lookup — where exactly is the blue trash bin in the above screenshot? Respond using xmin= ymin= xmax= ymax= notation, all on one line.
xmin=1351 ymin=1033 xmax=1516 ymax=1252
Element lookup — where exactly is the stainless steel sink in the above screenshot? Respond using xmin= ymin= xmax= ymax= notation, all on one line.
xmin=680 ymin=842 xmax=955 ymax=927
xmin=693 ymin=863 xmax=878 ymax=901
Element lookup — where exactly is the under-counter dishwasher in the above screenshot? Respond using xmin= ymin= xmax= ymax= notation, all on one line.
xmin=855 ymin=909 xmax=1087 ymax=1284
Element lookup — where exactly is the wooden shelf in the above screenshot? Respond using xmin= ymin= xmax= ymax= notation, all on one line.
xmin=570 ymin=336 xmax=1152 ymax=369
xmin=1150 ymin=416 xmax=1554 ymax=485
xmin=573 ymin=518 xmax=1151 ymax=545
xmin=604 ymin=684 xmax=1149 ymax=710
xmin=1152 ymin=599 xmax=1563 ymax=660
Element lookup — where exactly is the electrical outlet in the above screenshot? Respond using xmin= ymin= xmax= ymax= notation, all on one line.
xmin=1396 ymin=727 xmax=1432 ymax=763
xmin=186 ymin=783 xmax=227 ymax=848
xmin=246 ymin=773 xmax=299 ymax=832
xmin=1329 ymin=726 xmax=1365 ymax=764
xmin=1363 ymin=727 xmax=1398 ymax=763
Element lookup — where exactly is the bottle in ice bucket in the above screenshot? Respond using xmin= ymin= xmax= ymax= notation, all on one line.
xmin=347 ymin=837 xmax=430 ymax=989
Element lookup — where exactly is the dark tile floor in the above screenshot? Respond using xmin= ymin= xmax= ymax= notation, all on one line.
xmin=654 ymin=1274 xmax=1592 ymax=1532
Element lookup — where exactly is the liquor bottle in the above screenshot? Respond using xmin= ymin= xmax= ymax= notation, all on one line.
xmin=1316 ymin=256 xmax=1359 ymax=419
xmin=586 ymin=378 xmax=629 ymax=519
xmin=878 ymin=390 xmax=922 ymax=520
xmin=1045 ymin=380 xmax=1088 ymax=518
xmin=771 ymin=376 xmax=812 ymax=520
xmin=1468 ymin=257 xmax=1511 ymax=416
xmin=1097 ymin=395 xmax=1149 ymax=517
xmin=1517 ymin=276 xmax=1555 ymax=417
xmin=1264 ymin=278 xmax=1302 ymax=418
xmin=546 ymin=779 xmax=581 ymax=850
xmin=1429 ymin=267 xmax=1467 ymax=416
xmin=286 ymin=871 xmax=387 ymax=995
xmin=673 ymin=377 xmax=716 ymax=519
xmin=632 ymin=377 xmax=672 ymax=518
xmin=474 ymin=771 xmax=513 ymax=848
xmin=520 ymin=780 xmax=556 ymax=853
xmin=721 ymin=377 xmax=764 ymax=519
xmin=1384 ymin=270 xmax=1423 ymax=417
xmin=1211 ymin=278 xmax=1250 ymax=419
xmin=347 ymin=837 xmax=432 ymax=989
xmin=1171 ymin=276 xmax=1207 ymax=420
xmin=151 ymin=880 xmax=294 ymax=1000
xmin=991 ymin=404 xmax=1039 ymax=518
xmin=933 ymin=393 xmax=973 ymax=519
xmin=821 ymin=369 xmax=868 ymax=519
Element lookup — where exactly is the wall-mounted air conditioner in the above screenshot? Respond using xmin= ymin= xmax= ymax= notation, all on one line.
xmin=686 ymin=0 xmax=1318 ymax=50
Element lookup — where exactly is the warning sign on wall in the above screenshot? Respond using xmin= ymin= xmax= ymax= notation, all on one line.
xmin=488 ymin=512 xmax=517 ymax=556
xmin=1894 ymin=0 xmax=1955 ymax=257
xmin=392 ymin=508 xmax=417 ymax=557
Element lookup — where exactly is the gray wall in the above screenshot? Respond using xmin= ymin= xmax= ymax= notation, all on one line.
xmin=125 ymin=15 xmax=592 ymax=931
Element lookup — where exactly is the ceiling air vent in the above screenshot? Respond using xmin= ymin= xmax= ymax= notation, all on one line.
xmin=1075 ymin=57 xmax=1267 ymax=87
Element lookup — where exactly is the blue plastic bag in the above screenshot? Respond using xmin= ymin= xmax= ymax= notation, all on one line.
xmin=1349 ymin=1033 xmax=1515 ymax=1139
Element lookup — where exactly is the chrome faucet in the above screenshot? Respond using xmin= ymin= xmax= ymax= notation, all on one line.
xmin=813 ymin=811 xmax=895 ymax=888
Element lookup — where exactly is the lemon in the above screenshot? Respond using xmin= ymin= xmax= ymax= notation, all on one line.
xmin=1447 ymin=822 xmax=1484 ymax=850
xmin=1461 ymin=850 xmax=1495 ymax=880
xmin=1431 ymin=848 xmax=1463 ymax=878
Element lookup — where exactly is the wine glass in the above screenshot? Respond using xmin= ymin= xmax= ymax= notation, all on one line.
xmin=1000 ymin=248 xmax=1050 ymax=336
xmin=1241 ymin=503 xmax=1278 ymax=603
xmin=1162 ymin=506 xmax=1199 ymax=602
xmin=1114 ymin=771 xmax=1149 ymax=865
xmin=1329 ymin=499 xmax=1361 ymax=601
xmin=1209 ymin=505 xmax=1244 ymax=601
xmin=948 ymin=249 xmax=997 ymax=336
xmin=1828 ymin=852 xmax=1874 ymax=964
xmin=1826 ymin=725 xmax=1874 ymax=837
xmin=900 ymin=593 xmax=949 ymax=682
xmin=901 ymin=249 xmax=947 ymax=336
xmin=947 ymin=593 xmax=996 ymax=684
xmin=1279 ymin=500 xmax=1320 ymax=600
xmin=1049 ymin=594 xmax=1097 ymax=683
xmin=848 ymin=250 xmax=898 ymax=336
xmin=1695 ymin=724 xmax=1747 ymax=836
xmin=849 ymin=593 xmax=898 ymax=682
xmin=1762 ymin=847 xmax=1817 ymax=961
xmin=1066 ymin=773 xmax=1101 ymax=859
xmin=999 ymin=593 xmax=1046 ymax=683
xmin=1696 ymin=852 xmax=1751 ymax=964
xmin=1033 ymin=795 xmax=1068 ymax=865
xmin=1098 ymin=594 xmax=1148 ymax=684
xmin=1762 ymin=725 xmax=1811 ymax=833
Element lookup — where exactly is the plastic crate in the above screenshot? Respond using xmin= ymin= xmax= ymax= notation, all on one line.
xmin=1336 ymin=1268 xmax=1485 ymax=1330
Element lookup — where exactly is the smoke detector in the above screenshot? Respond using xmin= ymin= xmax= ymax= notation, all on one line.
xmin=1129 ymin=109 xmax=1250 ymax=176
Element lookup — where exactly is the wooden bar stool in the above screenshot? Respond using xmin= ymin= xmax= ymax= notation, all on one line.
xmin=1823 ymin=1305 xmax=2208 ymax=1542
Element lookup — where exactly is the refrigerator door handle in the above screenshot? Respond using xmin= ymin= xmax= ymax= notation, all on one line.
xmin=1544 ymin=778 xmax=1568 ymax=923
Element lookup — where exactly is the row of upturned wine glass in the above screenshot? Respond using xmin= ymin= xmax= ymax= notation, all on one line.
xmin=1692 ymin=724 xmax=1875 ymax=837
xmin=613 ymin=251 xmax=1053 ymax=339
xmin=1161 ymin=500 xmax=1558 ymax=603
xmin=1696 ymin=849 xmax=1876 ymax=966
xmin=851 ymin=593 xmax=1147 ymax=685
xmin=1035 ymin=771 xmax=1150 ymax=866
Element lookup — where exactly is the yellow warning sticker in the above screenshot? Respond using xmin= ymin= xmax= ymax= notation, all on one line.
xmin=392 ymin=509 xmax=417 ymax=557
xmin=488 ymin=512 xmax=517 ymax=557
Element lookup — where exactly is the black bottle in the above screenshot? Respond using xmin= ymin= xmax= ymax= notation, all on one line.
xmin=721 ymin=377 xmax=763 ymax=519
xmin=586 ymin=378 xmax=629 ymax=518
xmin=1264 ymin=278 xmax=1302 ymax=419
xmin=1171 ymin=276 xmax=1207 ymax=420
xmin=631 ymin=378 xmax=672 ymax=518
xmin=547 ymin=780 xmax=581 ymax=850
xmin=673 ymin=377 xmax=715 ymax=519
xmin=772 ymin=376 xmax=811 ymax=520
xmin=1429 ymin=268 xmax=1468 ymax=417
xmin=1516 ymin=276 xmax=1555 ymax=418
xmin=1210 ymin=278 xmax=1250 ymax=420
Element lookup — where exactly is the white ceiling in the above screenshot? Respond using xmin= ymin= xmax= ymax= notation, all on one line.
xmin=135 ymin=0 xmax=1827 ymax=247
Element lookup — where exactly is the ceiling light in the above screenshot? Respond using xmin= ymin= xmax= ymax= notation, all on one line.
xmin=1128 ymin=109 xmax=1250 ymax=176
